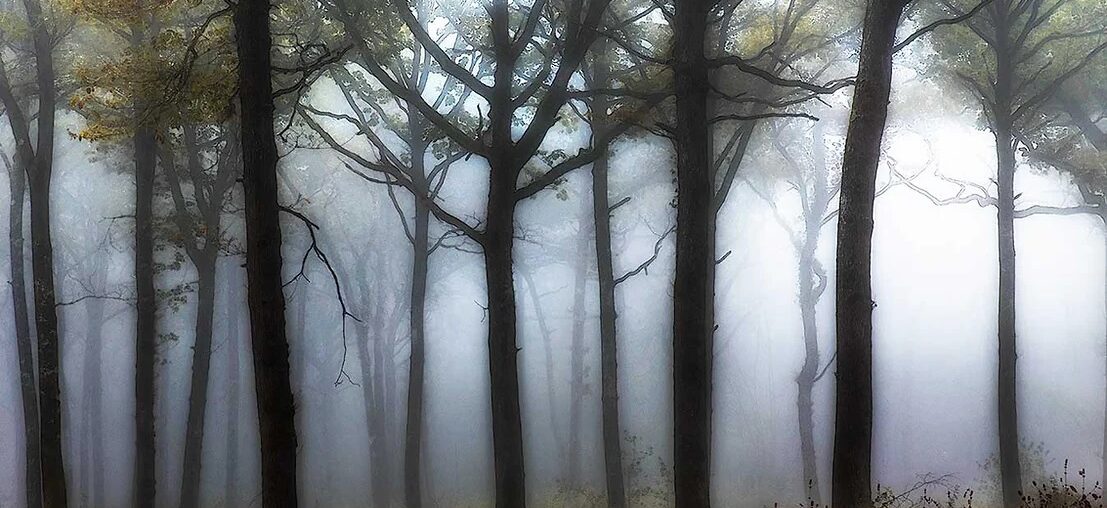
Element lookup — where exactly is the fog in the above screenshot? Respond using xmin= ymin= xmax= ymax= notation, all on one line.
xmin=1 ymin=0 xmax=1106 ymax=507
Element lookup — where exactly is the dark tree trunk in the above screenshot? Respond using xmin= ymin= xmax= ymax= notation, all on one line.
xmin=672 ymin=0 xmax=714 ymax=504
xmin=831 ymin=1 xmax=906 ymax=506
xmin=21 ymin=0 xmax=67 ymax=502
xmin=3 ymin=142 xmax=41 ymax=508
xmin=994 ymin=121 xmax=1021 ymax=508
xmin=991 ymin=11 xmax=1021 ymax=501
xmin=484 ymin=7 xmax=526 ymax=502
xmin=224 ymin=269 xmax=243 ymax=506
xmin=591 ymin=136 xmax=626 ymax=508
xmin=132 ymin=123 xmax=158 ymax=508
xmin=233 ymin=0 xmax=299 ymax=503
xmin=179 ymin=255 xmax=219 ymax=508
xmin=404 ymin=152 xmax=431 ymax=508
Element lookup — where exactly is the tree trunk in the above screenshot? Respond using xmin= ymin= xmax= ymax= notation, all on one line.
xmin=591 ymin=140 xmax=626 ymax=508
xmin=22 ymin=0 xmax=66 ymax=500
xmin=992 ymin=15 xmax=1022 ymax=501
xmin=233 ymin=0 xmax=299 ymax=503
xmin=179 ymin=255 xmax=219 ymax=508
xmin=404 ymin=167 xmax=430 ymax=508
xmin=132 ymin=122 xmax=158 ymax=508
xmin=485 ymin=9 xmax=527 ymax=501
xmin=672 ymin=0 xmax=714 ymax=504
xmin=831 ymin=2 xmax=906 ymax=506
xmin=994 ymin=121 xmax=1022 ymax=508
xmin=567 ymin=207 xmax=590 ymax=487
xmin=796 ymin=246 xmax=820 ymax=504
xmin=4 ymin=145 xmax=42 ymax=508
xmin=224 ymin=268 xmax=242 ymax=507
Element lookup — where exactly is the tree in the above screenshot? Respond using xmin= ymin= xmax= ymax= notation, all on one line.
xmin=831 ymin=1 xmax=910 ymax=505
xmin=305 ymin=0 xmax=639 ymax=503
xmin=0 ymin=0 xmax=68 ymax=504
xmin=929 ymin=1 xmax=1107 ymax=502
xmin=0 ymin=144 xmax=40 ymax=508
xmin=233 ymin=0 xmax=299 ymax=502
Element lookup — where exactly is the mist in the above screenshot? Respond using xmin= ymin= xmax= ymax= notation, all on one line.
xmin=1 ymin=0 xmax=1106 ymax=506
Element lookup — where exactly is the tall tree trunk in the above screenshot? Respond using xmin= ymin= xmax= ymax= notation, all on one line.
xmin=224 ymin=268 xmax=242 ymax=506
xmin=994 ymin=121 xmax=1021 ymax=508
xmin=233 ymin=0 xmax=299 ymax=503
xmin=4 ymin=145 xmax=42 ymax=508
xmin=992 ymin=13 xmax=1022 ymax=501
xmin=796 ymin=247 xmax=820 ymax=504
xmin=831 ymin=1 xmax=906 ymax=506
xmin=485 ymin=6 xmax=526 ymax=501
xmin=1102 ymin=223 xmax=1107 ymax=495
xmin=567 ymin=206 xmax=590 ymax=487
xmin=404 ymin=156 xmax=431 ymax=508
xmin=132 ymin=122 xmax=158 ymax=507
xmin=179 ymin=255 xmax=219 ymax=508
xmin=591 ymin=132 xmax=626 ymax=508
xmin=672 ymin=0 xmax=714 ymax=504
xmin=21 ymin=0 xmax=67 ymax=501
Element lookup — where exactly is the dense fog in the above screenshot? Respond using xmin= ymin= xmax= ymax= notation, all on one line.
xmin=1 ymin=0 xmax=1106 ymax=506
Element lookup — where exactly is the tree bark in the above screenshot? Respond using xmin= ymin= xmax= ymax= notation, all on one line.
xmin=994 ymin=120 xmax=1021 ymax=508
xmin=591 ymin=131 xmax=626 ymax=508
xmin=132 ymin=122 xmax=158 ymax=507
xmin=404 ymin=152 xmax=431 ymax=508
xmin=484 ymin=7 xmax=527 ymax=502
xmin=3 ymin=143 xmax=41 ymax=508
xmin=672 ymin=0 xmax=714 ymax=504
xmin=831 ymin=1 xmax=907 ymax=506
xmin=20 ymin=0 xmax=67 ymax=502
xmin=991 ymin=11 xmax=1022 ymax=501
xmin=179 ymin=256 xmax=219 ymax=508
xmin=233 ymin=0 xmax=299 ymax=503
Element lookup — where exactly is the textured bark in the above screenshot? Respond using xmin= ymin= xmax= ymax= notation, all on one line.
xmin=179 ymin=257 xmax=218 ymax=508
xmin=233 ymin=0 xmax=299 ymax=503
xmin=19 ymin=0 xmax=67 ymax=503
xmin=831 ymin=1 xmax=906 ymax=506
xmin=485 ymin=6 xmax=526 ymax=502
xmin=132 ymin=122 xmax=158 ymax=508
xmin=672 ymin=0 xmax=714 ymax=504
xmin=3 ymin=141 xmax=41 ymax=508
